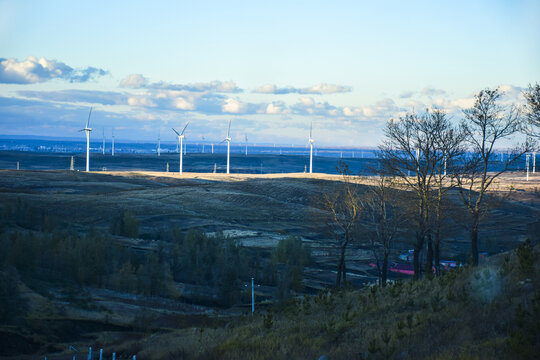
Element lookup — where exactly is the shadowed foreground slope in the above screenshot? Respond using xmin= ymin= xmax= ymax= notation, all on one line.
xmin=119 ymin=242 xmax=539 ymax=360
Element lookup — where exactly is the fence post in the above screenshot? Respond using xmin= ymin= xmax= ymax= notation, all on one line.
xmin=100 ymin=348 xmax=103 ymax=360
xmin=112 ymin=352 xmax=116 ymax=360
xmin=88 ymin=347 xmax=92 ymax=360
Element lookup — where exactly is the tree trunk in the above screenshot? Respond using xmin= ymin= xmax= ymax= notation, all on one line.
xmin=335 ymin=257 xmax=342 ymax=288
xmin=434 ymin=236 xmax=440 ymax=276
xmin=425 ymin=231 xmax=433 ymax=276
xmin=471 ymin=214 xmax=480 ymax=266
xmin=336 ymin=242 xmax=347 ymax=288
xmin=381 ymin=252 xmax=388 ymax=287
xmin=413 ymin=241 xmax=422 ymax=280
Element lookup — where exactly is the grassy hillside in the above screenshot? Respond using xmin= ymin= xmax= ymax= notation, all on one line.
xmin=117 ymin=241 xmax=539 ymax=360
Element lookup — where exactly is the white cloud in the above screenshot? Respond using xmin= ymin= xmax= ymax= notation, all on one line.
xmin=127 ymin=94 xmax=157 ymax=107
xmin=255 ymin=84 xmax=278 ymax=94
xmin=253 ymin=83 xmax=352 ymax=95
xmin=299 ymin=96 xmax=315 ymax=106
xmin=0 ymin=56 xmax=107 ymax=84
xmin=222 ymin=98 xmax=248 ymax=113
xmin=120 ymin=75 xmax=242 ymax=93
xmin=399 ymin=91 xmax=416 ymax=99
xmin=343 ymin=106 xmax=363 ymax=117
xmin=265 ymin=101 xmax=287 ymax=114
xmin=172 ymin=96 xmax=196 ymax=110
xmin=421 ymin=87 xmax=447 ymax=97
xmin=119 ymin=74 xmax=148 ymax=88
xmin=304 ymin=83 xmax=352 ymax=94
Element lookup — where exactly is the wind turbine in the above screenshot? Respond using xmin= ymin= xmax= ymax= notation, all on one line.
xmin=221 ymin=120 xmax=232 ymax=174
xmin=172 ymin=122 xmax=189 ymax=175
xmin=111 ymin=128 xmax=115 ymax=156
xmin=157 ymin=129 xmax=161 ymax=156
xmin=201 ymin=136 xmax=205 ymax=153
xmin=307 ymin=122 xmax=314 ymax=173
xmin=102 ymin=128 xmax=105 ymax=155
xmin=79 ymin=107 xmax=93 ymax=172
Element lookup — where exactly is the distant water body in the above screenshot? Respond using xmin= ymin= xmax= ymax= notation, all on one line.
xmin=0 ymin=138 xmax=529 ymax=175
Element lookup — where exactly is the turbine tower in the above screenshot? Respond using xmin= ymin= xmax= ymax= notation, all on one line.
xmin=111 ymin=128 xmax=115 ymax=156
xmin=102 ymin=128 xmax=105 ymax=155
xmin=308 ymin=122 xmax=314 ymax=174
xmin=221 ymin=120 xmax=232 ymax=174
xmin=79 ymin=107 xmax=93 ymax=172
xmin=245 ymin=134 xmax=248 ymax=156
xmin=172 ymin=122 xmax=189 ymax=175
xmin=157 ymin=129 xmax=161 ymax=156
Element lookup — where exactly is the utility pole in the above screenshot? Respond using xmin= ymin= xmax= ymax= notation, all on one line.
xmin=251 ymin=277 xmax=255 ymax=314
xmin=526 ymin=154 xmax=530 ymax=181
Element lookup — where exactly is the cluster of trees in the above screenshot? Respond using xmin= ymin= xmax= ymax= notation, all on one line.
xmin=323 ymin=85 xmax=539 ymax=287
xmin=0 ymin=200 xmax=313 ymax=308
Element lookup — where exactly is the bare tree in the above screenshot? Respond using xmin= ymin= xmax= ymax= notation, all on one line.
xmin=379 ymin=110 xmax=445 ymax=279
xmin=379 ymin=109 xmax=462 ymax=279
xmin=522 ymin=82 xmax=540 ymax=137
xmin=454 ymin=87 xmax=531 ymax=266
xmin=430 ymin=111 xmax=465 ymax=275
xmin=364 ymin=175 xmax=402 ymax=287
xmin=320 ymin=162 xmax=363 ymax=288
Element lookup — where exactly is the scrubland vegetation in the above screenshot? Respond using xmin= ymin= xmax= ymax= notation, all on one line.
xmin=109 ymin=240 xmax=539 ymax=360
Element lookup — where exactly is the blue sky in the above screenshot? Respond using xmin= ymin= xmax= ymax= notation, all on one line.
xmin=0 ymin=0 xmax=539 ymax=146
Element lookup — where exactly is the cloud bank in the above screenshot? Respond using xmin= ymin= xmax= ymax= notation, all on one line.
xmin=119 ymin=74 xmax=241 ymax=93
xmin=0 ymin=56 xmax=107 ymax=84
xmin=254 ymin=83 xmax=352 ymax=95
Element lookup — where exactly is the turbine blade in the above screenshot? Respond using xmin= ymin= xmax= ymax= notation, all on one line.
xmin=86 ymin=107 xmax=93 ymax=128
xmin=227 ymin=120 xmax=231 ymax=137
xmin=181 ymin=121 xmax=189 ymax=135
xmin=172 ymin=128 xmax=180 ymax=136
xmin=309 ymin=122 xmax=312 ymax=138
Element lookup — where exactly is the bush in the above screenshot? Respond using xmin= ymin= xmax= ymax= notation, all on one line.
xmin=272 ymin=236 xmax=311 ymax=298
xmin=110 ymin=210 xmax=139 ymax=238
xmin=516 ymin=239 xmax=535 ymax=277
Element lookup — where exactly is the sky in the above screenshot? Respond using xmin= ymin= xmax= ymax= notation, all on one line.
xmin=0 ymin=0 xmax=539 ymax=147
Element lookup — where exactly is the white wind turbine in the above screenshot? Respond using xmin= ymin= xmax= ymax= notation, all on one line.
xmin=79 ymin=107 xmax=93 ymax=172
xmin=157 ymin=129 xmax=161 ymax=156
xmin=172 ymin=122 xmax=189 ymax=175
xmin=111 ymin=128 xmax=115 ymax=156
xmin=221 ymin=120 xmax=232 ymax=174
xmin=308 ymin=122 xmax=314 ymax=174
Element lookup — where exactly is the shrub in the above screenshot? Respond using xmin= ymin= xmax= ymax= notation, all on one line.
xmin=110 ymin=210 xmax=139 ymax=238
xmin=516 ymin=239 xmax=535 ymax=277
